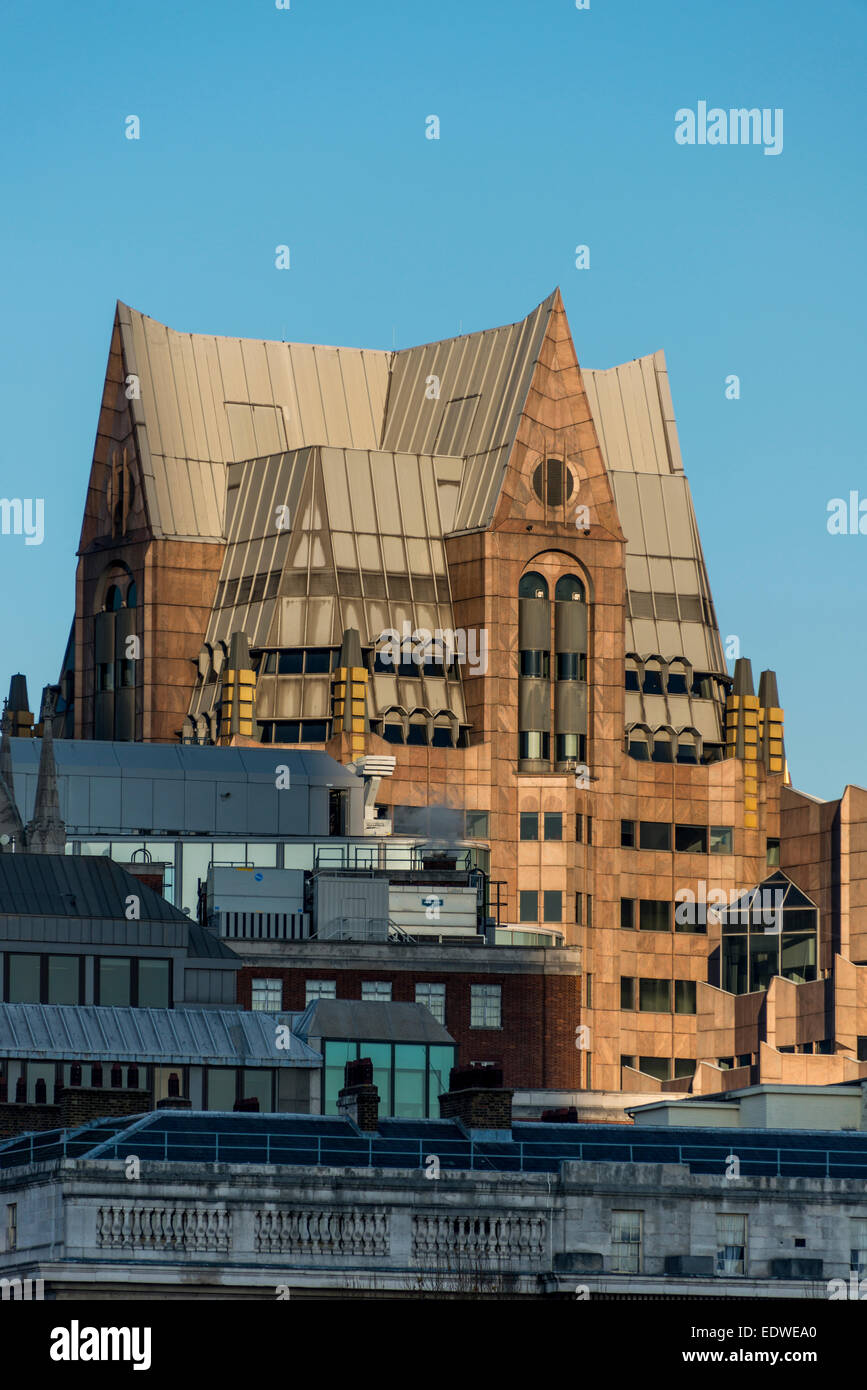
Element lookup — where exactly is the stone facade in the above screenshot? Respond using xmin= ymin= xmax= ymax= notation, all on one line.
xmin=2 ymin=1154 xmax=864 ymax=1299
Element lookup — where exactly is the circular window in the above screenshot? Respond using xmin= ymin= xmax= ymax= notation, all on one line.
xmin=532 ymin=459 xmax=574 ymax=507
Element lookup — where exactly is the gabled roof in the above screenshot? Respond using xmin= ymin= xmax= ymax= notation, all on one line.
xmin=294 ymin=998 xmax=455 ymax=1045
xmin=0 ymin=852 xmax=188 ymax=923
xmin=0 ymin=1003 xmax=321 ymax=1066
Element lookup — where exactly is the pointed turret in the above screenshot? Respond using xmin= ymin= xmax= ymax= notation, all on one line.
xmin=758 ymin=669 xmax=787 ymax=783
xmin=0 ymin=708 xmax=24 ymax=850
xmin=725 ymin=658 xmax=759 ymax=829
xmin=24 ymin=688 xmax=66 ymax=854
xmin=333 ymin=628 xmax=369 ymax=758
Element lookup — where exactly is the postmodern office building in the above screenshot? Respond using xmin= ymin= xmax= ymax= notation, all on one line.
xmin=25 ymin=290 xmax=867 ymax=1096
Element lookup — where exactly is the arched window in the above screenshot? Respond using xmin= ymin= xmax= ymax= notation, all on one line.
xmin=519 ymin=572 xmax=548 ymax=600
xmin=126 ymin=581 xmax=137 ymax=609
xmin=104 ymin=584 xmax=122 ymax=613
xmin=625 ymin=656 xmax=641 ymax=692
xmin=555 ymin=574 xmax=585 ymax=603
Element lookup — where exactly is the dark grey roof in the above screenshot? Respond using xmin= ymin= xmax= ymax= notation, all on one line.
xmin=186 ymin=922 xmax=240 ymax=961
xmin=294 ymin=999 xmax=455 ymax=1044
xmin=9 ymin=738 xmax=357 ymax=785
xmin=6 ymin=1115 xmax=867 ymax=1179
xmin=0 ymin=1003 xmax=320 ymax=1066
xmin=0 ymin=852 xmax=188 ymax=922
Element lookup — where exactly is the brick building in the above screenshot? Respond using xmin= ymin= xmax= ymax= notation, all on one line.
xmin=41 ymin=289 xmax=867 ymax=1096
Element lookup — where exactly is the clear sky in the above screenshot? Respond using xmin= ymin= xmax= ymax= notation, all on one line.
xmin=0 ymin=0 xmax=864 ymax=799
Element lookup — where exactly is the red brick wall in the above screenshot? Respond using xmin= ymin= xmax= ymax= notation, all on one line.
xmin=238 ymin=966 xmax=582 ymax=1090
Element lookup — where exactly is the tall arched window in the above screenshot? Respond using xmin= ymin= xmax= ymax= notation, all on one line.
xmin=104 ymin=584 xmax=122 ymax=612
xmin=555 ymin=574 xmax=585 ymax=602
xmin=519 ymin=572 xmax=548 ymax=600
xmin=126 ymin=581 xmax=137 ymax=609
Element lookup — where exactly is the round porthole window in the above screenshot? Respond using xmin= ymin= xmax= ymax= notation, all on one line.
xmin=532 ymin=458 xmax=574 ymax=507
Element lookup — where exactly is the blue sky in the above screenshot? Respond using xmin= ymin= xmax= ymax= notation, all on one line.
xmin=0 ymin=0 xmax=864 ymax=798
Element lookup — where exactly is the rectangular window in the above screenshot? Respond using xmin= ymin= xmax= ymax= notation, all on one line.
xmin=639 ymin=821 xmax=671 ymax=852
xmin=620 ymin=976 xmax=635 ymax=1010
xmin=620 ymin=897 xmax=635 ymax=930
xmin=251 ymin=978 xmax=283 ymax=1012
xmin=675 ymin=824 xmax=708 ymax=854
xmin=710 ymin=826 xmax=733 ymax=855
xmin=415 ymin=983 xmax=446 ymax=1024
xmin=206 ymin=1067 xmax=238 ymax=1111
xmin=8 ymin=954 xmax=40 ymax=1003
xmin=361 ymin=981 xmax=392 ymax=1002
xmin=470 ymin=984 xmax=502 ymax=1029
xmin=97 ymin=958 xmax=131 ymax=1007
xmin=575 ymin=813 xmax=583 ymax=842
xmin=543 ymin=812 xmax=562 ymax=841
xmin=543 ymin=890 xmax=562 ymax=923
xmin=465 ymin=811 xmax=489 ymax=840
xmin=620 ymin=819 xmax=635 ymax=848
xmin=586 ymin=816 xmax=592 ymax=845
xmin=639 ymin=978 xmax=671 ymax=1012
xmin=639 ymin=1056 xmax=671 ymax=1081
xmin=611 ymin=1211 xmax=642 ymax=1274
xmin=851 ymin=1219 xmax=867 ymax=1277
xmin=305 ymin=979 xmax=337 ymax=1004
xmin=575 ymin=892 xmax=583 ymax=925
xmin=639 ymin=900 xmax=670 ymax=932
xmin=585 ymin=973 xmax=592 ymax=1008
xmin=674 ymin=1059 xmax=696 ymax=1079
xmin=47 ymin=955 xmax=79 ymax=1005
xmin=138 ymin=959 xmax=171 ymax=1008
xmin=767 ymin=837 xmax=780 ymax=867
xmin=586 ymin=895 xmax=592 ymax=927
xmin=519 ymin=890 xmax=538 ymax=923
xmin=520 ymin=812 xmax=539 ymax=841
xmin=6 ymin=1204 xmax=17 ymax=1253
xmin=716 ymin=1213 xmax=747 ymax=1276
xmin=674 ymin=979 xmax=697 ymax=1014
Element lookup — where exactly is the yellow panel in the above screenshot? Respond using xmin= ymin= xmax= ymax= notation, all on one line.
xmin=744 ymin=796 xmax=758 ymax=812
xmin=744 ymin=812 xmax=758 ymax=829
xmin=744 ymin=779 xmax=758 ymax=795
xmin=351 ymin=718 xmax=365 ymax=731
xmin=350 ymin=667 xmax=369 ymax=683
xmin=335 ymin=667 xmax=347 ymax=681
xmin=743 ymin=696 xmax=759 ymax=709
xmin=351 ymin=700 xmax=366 ymax=716
xmin=769 ymin=758 xmax=783 ymax=773
xmin=333 ymin=701 xmax=345 ymax=716
xmin=766 ymin=707 xmax=783 ymax=719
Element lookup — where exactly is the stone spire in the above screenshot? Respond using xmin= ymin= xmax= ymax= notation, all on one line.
xmin=24 ymin=688 xmax=66 ymax=854
xmin=0 ymin=707 xmax=24 ymax=851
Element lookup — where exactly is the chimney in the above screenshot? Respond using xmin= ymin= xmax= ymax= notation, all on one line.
xmin=337 ymin=1056 xmax=379 ymax=1131
xmin=438 ymin=1063 xmax=514 ymax=1135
